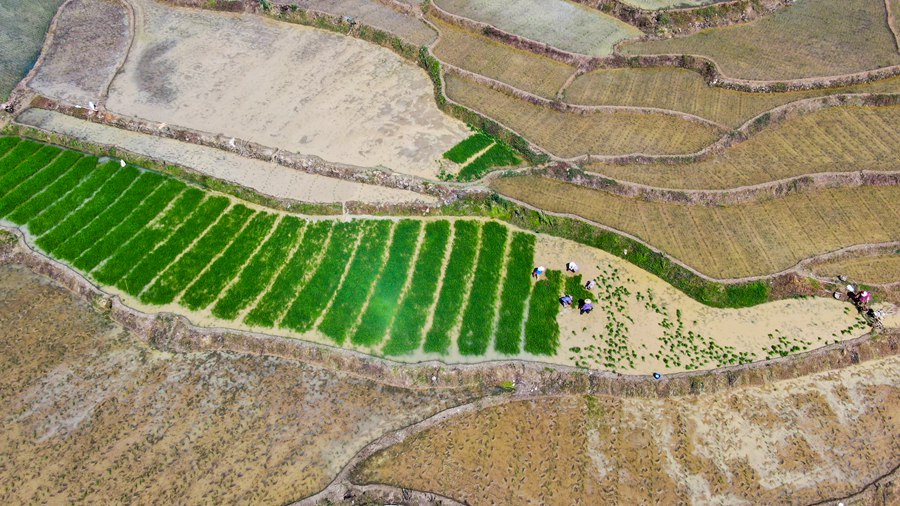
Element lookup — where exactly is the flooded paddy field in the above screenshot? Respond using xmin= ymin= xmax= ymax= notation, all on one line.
xmin=0 ymin=0 xmax=64 ymax=101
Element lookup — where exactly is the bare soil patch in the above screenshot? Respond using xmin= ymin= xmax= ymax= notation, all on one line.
xmin=356 ymin=355 xmax=900 ymax=504
xmin=0 ymin=263 xmax=477 ymax=504
xmin=17 ymin=108 xmax=437 ymax=204
xmin=106 ymin=0 xmax=468 ymax=178
xmin=277 ymin=0 xmax=436 ymax=46
xmin=29 ymin=0 xmax=131 ymax=106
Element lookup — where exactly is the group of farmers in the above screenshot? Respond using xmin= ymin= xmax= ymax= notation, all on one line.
xmin=532 ymin=261 xmax=594 ymax=315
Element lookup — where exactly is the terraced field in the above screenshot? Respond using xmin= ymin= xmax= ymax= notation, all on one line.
xmin=494 ymin=175 xmax=900 ymax=278
xmin=566 ymin=68 xmax=900 ymax=128
xmin=446 ymin=74 xmax=723 ymax=157
xmin=0 ymin=0 xmax=64 ymax=100
xmin=587 ymin=105 xmax=900 ymax=189
xmin=622 ymin=0 xmax=900 ymax=79
xmin=430 ymin=17 xmax=575 ymax=99
xmin=812 ymin=252 xmax=900 ymax=286
xmin=434 ymin=0 xmax=642 ymax=56
xmin=0 ymin=137 xmax=555 ymax=360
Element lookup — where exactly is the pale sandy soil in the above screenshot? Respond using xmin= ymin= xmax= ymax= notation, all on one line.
xmin=105 ymin=0 xmax=469 ymax=179
xmin=28 ymin=0 xmax=130 ymax=106
xmin=278 ymin=0 xmax=437 ymax=46
xmin=0 ymin=264 xmax=478 ymax=504
xmin=357 ymin=354 xmax=900 ymax=504
xmin=533 ymin=234 xmax=896 ymax=374
xmin=17 ymin=109 xmax=438 ymax=204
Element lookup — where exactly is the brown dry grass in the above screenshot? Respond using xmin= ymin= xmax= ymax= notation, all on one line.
xmin=492 ymin=176 xmax=900 ymax=278
xmin=621 ymin=0 xmax=900 ymax=80
xmin=566 ymin=67 xmax=900 ymax=128
xmin=587 ymin=105 xmax=900 ymax=189
xmin=446 ymin=74 xmax=723 ymax=157
xmin=430 ymin=16 xmax=574 ymax=98
xmin=0 ymin=265 xmax=475 ymax=504
xmin=356 ymin=356 xmax=900 ymax=504
xmin=812 ymin=252 xmax=900 ymax=285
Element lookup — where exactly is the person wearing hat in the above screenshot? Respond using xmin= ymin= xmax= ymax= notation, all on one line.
xmin=579 ymin=299 xmax=593 ymax=315
xmin=532 ymin=265 xmax=545 ymax=278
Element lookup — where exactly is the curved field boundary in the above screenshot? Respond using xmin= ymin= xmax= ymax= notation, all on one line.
xmin=99 ymin=0 xmax=136 ymax=106
xmin=800 ymin=243 xmax=900 ymax=289
xmin=499 ymin=192 xmax=900 ymax=285
xmin=428 ymin=0 xmax=900 ymax=92
xmin=888 ymin=0 xmax=900 ymax=53
xmin=442 ymin=63 xmax=730 ymax=130
xmin=508 ymin=166 xmax=900 ymax=206
xmin=570 ymin=0 xmax=793 ymax=35
xmin=1 ymin=228 xmax=896 ymax=399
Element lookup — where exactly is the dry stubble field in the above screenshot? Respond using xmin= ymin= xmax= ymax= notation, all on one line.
xmin=622 ymin=0 xmax=900 ymax=80
xmin=356 ymin=354 xmax=900 ymax=504
xmin=0 ymin=264 xmax=479 ymax=504
xmin=104 ymin=0 xmax=468 ymax=178
xmin=446 ymin=74 xmax=723 ymax=158
xmin=28 ymin=0 xmax=130 ymax=106
xmin=812 ymin=252 xmax=900 ymax=286
xmin=430 ymin=16 xmax=575 ymax=99
xmin=566 ymin=68 xmax=900 ymax=128
xmin=587 ymin=105 xmax=900 ymax=189
xmin=494 ymin=176 xmax=900 ymax=279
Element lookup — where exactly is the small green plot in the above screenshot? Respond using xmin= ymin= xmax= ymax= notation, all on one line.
xmin=7 ymin=156 xmax=98 ymax=225
xmin=443 ymin=132 xmax=493 ymax=163
xmin=0 ymin=145 xmax=61 ymax=200
xmin=0 ymin=150 xmax=82 ymax=218
xmin=458 ymin=221 xmax=508 ymax=356
xmin=494 ymin=232 xmax=535 ymax=355
xmin=524 ymin=269 xmax=562 ymax=356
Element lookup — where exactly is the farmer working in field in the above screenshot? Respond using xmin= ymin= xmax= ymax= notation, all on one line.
xmin=579 ymin=299 xmax=593 ymax=315
xmin=560 ymin=294 xmax=573 ymax=307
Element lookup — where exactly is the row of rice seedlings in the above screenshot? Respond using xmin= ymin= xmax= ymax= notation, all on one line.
xmin=318 ymin=220 xmax=394 ymax=344
xmin=74 ymin=180 xmax=186 ymax=272
xmin=52 ymin=172 xmax=164 ymax=261
xmin=280 ymin=221 xmax=364 ymax=332
xmin=571 ymin=266 xmax=636 ymax=370
xmin=244 ymin=220 xmax=333 ymax=328
xmin=764 ymin=332 xmax=812 ymax=359
xmin=211 ymin=217 xmax=305 ymax=321
xmin=0 ymin=146 xmax=61 ymax=200
xmin=36 ymin=166 xmax=140 ymax=253
xmin=0 ymin=151 xmax=81 ymax=218
xmin=456 ymin=142 xmax=521 ymax=182
xmin=524 ymin=269 xmax=562 ymax=355
xmin=443 ymin=132 xmax=493 ymax=163
xmin=93 ymin=188 xmax=204 ymax=284
xmin=351 ymin=220 xmax=423 ymax=347
xmin=7 ymin=156 xmax=98 ymax=225
xmin=493 ymin=232 xmax=535 ymax=355
xmin=383 ymin=220 xmax=452 ymax=356
xmin=26 ymin=161 xmax=119 ymax=236
xmin=180 ymin=212 xmax=278 ymax=311
xmin=141 ymin=204 xmax=253 ymax=304
xmin=457 ymin=222 xmax=508 ymax=356
xmin=423 ymin=220 xmax=481 ymax=354
xmin=0 ymin=137 xmax=21 ymax=160
xmin=0 ymin=140 xmax=42 ymax=179
xmin=116 ymin=196 xmax=229 ymax=296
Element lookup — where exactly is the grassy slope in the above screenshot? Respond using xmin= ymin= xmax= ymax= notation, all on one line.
xmin=622 ymin=0 xmax=900 ymax=80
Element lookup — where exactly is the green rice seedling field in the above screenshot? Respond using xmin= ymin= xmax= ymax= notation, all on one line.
xmin=493 ymin=233 xmax=534 ymax=355
xmin=524 ymin=269 xmax=562 ymax=355
xmin=621 ymin=0 xmax=900 ymax=80
xmin=457 ymin=142 xmax=521 ymax=181
xmin=457 ymin=222 xmax=508 ymax=355
xmin=0 ymin=137 xmax=590 ymax=360
xmin=446 ymin=74 xmax=723 ymax=157
xmin=443 ymin=132 xmax=493 ymax=163
xmin=588 ymin=105 xmax=900 ymax=189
